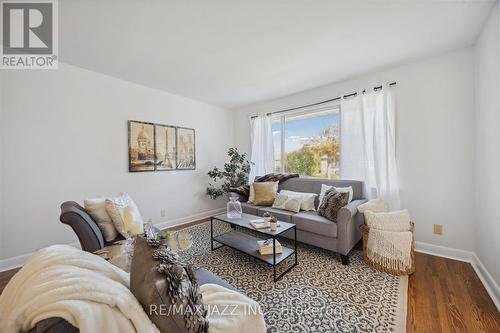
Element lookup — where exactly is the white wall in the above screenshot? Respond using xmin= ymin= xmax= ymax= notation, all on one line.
xmin=0 ymin=63 xmax=232 ymax=262
xmin=474 ymin=4 xmax=500 ymax=289
xmin=234 ymin=48 xmax=476 ymax=252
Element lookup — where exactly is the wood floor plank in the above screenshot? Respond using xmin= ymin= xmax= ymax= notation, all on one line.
xmin=1 ymin=237 xmax=499 ymax=332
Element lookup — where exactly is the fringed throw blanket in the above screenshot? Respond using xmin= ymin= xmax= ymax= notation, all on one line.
xmin=365 ymin=210 xmax=413 ymax=271
xmin=229 ymin=173 xmax=299 ymax=201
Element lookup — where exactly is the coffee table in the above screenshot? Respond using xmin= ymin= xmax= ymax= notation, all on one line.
xmin=210 ymin=213 xmax=297 ymax=282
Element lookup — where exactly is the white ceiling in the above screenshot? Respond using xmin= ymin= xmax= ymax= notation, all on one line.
xmin=60 ymin=0 xmax=496 ymax=108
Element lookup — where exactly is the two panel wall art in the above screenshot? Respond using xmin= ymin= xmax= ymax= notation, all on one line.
xmin=128 ymin=120 xmax=195 ymax=172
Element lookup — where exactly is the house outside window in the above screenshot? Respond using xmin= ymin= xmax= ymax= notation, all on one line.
xmin=272 ymin=107 xmax=341 ymax=179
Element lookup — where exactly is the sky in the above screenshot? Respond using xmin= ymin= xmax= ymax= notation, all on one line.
xmin=272 ymin=111 xmax=340 ymax=158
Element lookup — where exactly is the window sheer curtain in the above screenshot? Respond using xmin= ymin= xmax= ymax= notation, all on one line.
xmin=248 ymin=114 xmax=274 ymax=182
xmin=340 ymin=88 xmax=401 ymax=210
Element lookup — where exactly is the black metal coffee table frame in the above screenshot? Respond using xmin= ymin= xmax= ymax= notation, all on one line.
xmin=210 ymin=213 xmax=297 ymax=282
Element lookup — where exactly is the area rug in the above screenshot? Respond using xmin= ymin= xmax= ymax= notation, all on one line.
xmin=175 ymin=221 xmax=408 ymax=333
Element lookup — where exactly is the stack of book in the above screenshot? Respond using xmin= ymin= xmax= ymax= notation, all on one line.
xmin=250 ymin=219 xmax=270 ymax=229
xmin=257 ymin=239 xmax=283 ymax=255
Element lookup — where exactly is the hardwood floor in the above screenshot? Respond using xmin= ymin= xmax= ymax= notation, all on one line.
xmin=1 ymin=231 xmax=499 ymax=332
xmin=407 ymin=252 xmax=500 ymax=332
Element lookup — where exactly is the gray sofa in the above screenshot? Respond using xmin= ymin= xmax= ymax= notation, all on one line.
xmin=230 ymin=177 xmax=366 ymax=265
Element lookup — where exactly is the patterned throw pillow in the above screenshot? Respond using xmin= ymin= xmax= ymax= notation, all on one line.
xmin=272 ymin=193 xmax=302 ymax=213
xmin=318 ymin=189 xmax=350 ymax=222
xmin=131 ymin=236 xmax=209 ymax=333
xmin=105 ymin=192 xmax=144 ymax=238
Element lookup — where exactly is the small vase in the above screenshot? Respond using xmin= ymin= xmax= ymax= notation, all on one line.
xmin=227 ymin=197 xmax=242 ymax=218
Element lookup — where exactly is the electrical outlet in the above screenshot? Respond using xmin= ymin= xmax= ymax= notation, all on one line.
xmin=160 ymin=209 xmax=166 ymax=218
xmin=434 ymin=224 xmax=443 ymax=235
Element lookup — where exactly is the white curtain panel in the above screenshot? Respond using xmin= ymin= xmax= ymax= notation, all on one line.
xmin=248 ymin=114 xmax=275 ymax=182
xmin=341 ymin=88 xmax=401 ymax=210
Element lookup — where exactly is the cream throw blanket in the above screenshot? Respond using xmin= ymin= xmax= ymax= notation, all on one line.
xmin=0 ymin=245 xmax=159 ymax=333
xmin=201 ymin=284 xmax=266 ymax=333
xmin=365 ymin=210 xmax=412 ymax=271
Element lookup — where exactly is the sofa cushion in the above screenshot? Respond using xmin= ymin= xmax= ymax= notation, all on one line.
xmin=241 ymin=202 xmax=263 ymax=215
xmin=195 ymin=267 xmax=237 ymax=292
xmin=291 ymin=211 xmax=338 ymax=237
xmin=130 ymin=236 xmax=208 ymax=333
xmin=257 ymin=207 xmax=295 ymax=222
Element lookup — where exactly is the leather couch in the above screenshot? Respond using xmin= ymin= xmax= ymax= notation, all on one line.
xmin=25 ymin=201 xmax=236 ymax=333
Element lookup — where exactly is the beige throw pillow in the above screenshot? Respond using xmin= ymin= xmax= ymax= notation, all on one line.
xmin=248 ymin=183 xmax=256 ymax=203
xmin=272 ymin=193 xmax=302 ymax=213
xmin=252 ymin=181 xmax=279 ymax=206
xmin=84 ymin=197 xmax=118 ymax=242
xmin=280 ymin=190 xmax=317 ymax=211
xmin=364 ymin=210 xmax=411 ymax=231
xmin=106 ymin=192 xmax=144 ymax=238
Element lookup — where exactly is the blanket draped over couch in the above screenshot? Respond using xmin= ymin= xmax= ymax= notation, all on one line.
xmin=0 ymin=245 xmax=267 ymax=333
xmin=0 ymin=245 xmax=159 ymax=333
xmin=229 ymin=173 xmax=299 ymax=201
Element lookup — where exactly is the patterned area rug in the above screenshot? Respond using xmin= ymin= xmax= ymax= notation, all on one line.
xmin=176 ymin=221 xmax=407 ymax=333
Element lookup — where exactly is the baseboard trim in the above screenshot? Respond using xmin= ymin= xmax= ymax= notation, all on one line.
xmin=470 ymin=253 xmax=500 ymax=311
xmin=0 ymin=208 xmax=225 ymax=273
xmin=0 ymin=242 xmax=81 ymax=273
xmin=415 ymin=241 xmax=473 ymax=262
xmin=154 ymin=207 xmax=225 ymax=231
xmin=415 ymin=241 xmax=499 ymax=311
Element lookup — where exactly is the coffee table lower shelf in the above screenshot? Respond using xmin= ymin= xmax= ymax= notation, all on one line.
xmin=212 ymin=230 xmax=296 ymax=281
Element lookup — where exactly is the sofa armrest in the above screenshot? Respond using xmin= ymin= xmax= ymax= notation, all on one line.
xmin=336 ymin=199 xmax=367 ymax=255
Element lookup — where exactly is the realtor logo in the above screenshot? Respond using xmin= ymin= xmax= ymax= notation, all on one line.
xmin=1 ymin=0 xmax=58 ymax=69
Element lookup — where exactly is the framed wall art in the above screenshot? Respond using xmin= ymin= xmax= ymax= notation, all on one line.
xmin=176 ymin=127 xmax=196 ymax=170
xmin=128 ymin=120 xmax=155 ymax=172
xmin=154 ymin=124 xmax=177 ymax=171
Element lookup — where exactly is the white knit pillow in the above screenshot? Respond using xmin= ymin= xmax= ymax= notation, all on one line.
xmin=84 ymin=197 xmax=118 ymax=242
xmin=280 ymin=190 xmax=317 ymax=211
xmin=364 ymin=210 xmax=411 ymax=232
xmin=357 ymin=199 xmax=389 ymax=213
xmin=105 ymin=192 xmax=144 ymax=238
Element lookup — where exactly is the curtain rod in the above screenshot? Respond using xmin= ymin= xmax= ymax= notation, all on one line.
xmin=250 ymin=81 xmax=397 ymax=119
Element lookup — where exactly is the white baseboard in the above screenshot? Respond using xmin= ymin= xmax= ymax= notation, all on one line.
xmin=0 ymin=208 xmax=225 ymax=273
xmin=415 ymin=241 xmax=473 ymax=262
xmin=0 ymin=242 xmax=81 ymax=273
xmin=415 ymin=241 xmax=499 ymax=311
xmin=154 ymin=207 xmax=225 ymax=230
xmin=470 ymin=253 xmax=500 ymax=311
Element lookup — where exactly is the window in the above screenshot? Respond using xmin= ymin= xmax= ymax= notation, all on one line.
xmin=272 ymin=107 xmax=341 ymax=179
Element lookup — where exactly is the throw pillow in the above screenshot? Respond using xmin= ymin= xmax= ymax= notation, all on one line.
xmin=130 ymin=236 xmax=208 ymax=333
xmin=364 ymin=210 xmax=411 ymax=231
xmin=84 ymin=197 xmax=118 ymax=242
xmin=248 ymin=183 xmax=255 ymax=203
xmin=280 ymin=190 xmax=317 ymax=211
xmin=318 ymin=189 xmax=350 ymax=222
xmin=252 ymin=181 xmax=279 ymax=206
xmin=357 ymin=199 xmax=389 ymax=213
xmin=272 ymin=193 xmax=302 ymax=213
xmin=105 ymin=192 xmax=144 ymax=238
xmin=319 ymin=184 xmax=354 ymax=204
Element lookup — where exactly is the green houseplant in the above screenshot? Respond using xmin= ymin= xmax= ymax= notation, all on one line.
xmin=206 ymin=148 xmax=251 ymax=200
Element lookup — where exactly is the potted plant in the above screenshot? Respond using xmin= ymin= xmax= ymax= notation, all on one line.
xmin=262 ymin=212 xmax=273 ymax=222
xmin=269 ymin=216 xmax=278 ymax=231
xmin=206 ymin=148 xmax=251 ymax=200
